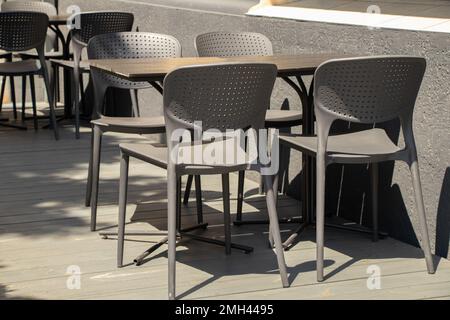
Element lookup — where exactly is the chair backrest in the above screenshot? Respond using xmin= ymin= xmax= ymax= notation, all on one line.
xmin=87 ymin=32 xmax=181 ymax=115
xmin=87 ymin=32 xmax=181 ymax=89
xmin=1 ymin=1 xmax=57 ymax=16
xmin=71 ymin=11 xmax=134 ymax=47
xmin=0 ymin=11 xmax=48 ymax=52
xmin=314 ymin=56 xmax=426 ymax=127
xmin=88 ymin=32 xmax=182 ymax=90
xmin=195 ymin=32 xmax=273 ymax=57
xmin=88 ymin=32 xmax=181 ymax=60
xmin=163 ymin=63 xmax=277 ymax=142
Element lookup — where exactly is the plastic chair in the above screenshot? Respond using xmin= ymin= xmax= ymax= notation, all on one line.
xmin=1 ymin=1 xmax=63 ymax=124
xmin=0 ymin=11 xmax=58 ymax=137
xmin=1 ymin=1 xmax=58 ymax=53
xmin=194 ymin=31 xmax=302 ymax=223
xmin=279 ymin=56 xmax=435 ymax=281
xmin=117 ymin=63 xmax=289 ymax=299
xmin=86 ymin=32 xmax=182 ymax=232
xmin=70 ymin=11 xmax=134 ymax=139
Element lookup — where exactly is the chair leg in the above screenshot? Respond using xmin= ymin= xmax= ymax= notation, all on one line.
xmin=222 ymin=174 xmax=232 ymax=255
xmin=316 ymin=152 xmax=327 ymax=282
xmin=167 ymin=167 xmax=178 ymax=300
xmin=268 ymin=173 xmax=279 ymax=249
xmin=280 ymin=144 xmax=292 ymax=195
xmin=21 ymin=76 xmax=26 ymax=122
xmin=79 ymin=73 xmax=86 ymax=116
xmin=10 ymin=76 xmax=17 ymax=120
xmin=72 ymin=68 xmax=80 ymax=139
xmin=263 ymin=174 xmax=289 ymax=287
xmin=278 ymin=143 xmax=285 ymax=194
xmin=236 ymin=170 xmax=245 ymax=222
xmin=90 ymin=126 xmax=103 ymax=232
xmin=130 ymin=89 xmax=140 ymax=117
xmin=117 ymin=152 xmax=129 ymax=268
xmin=29 ymin=76 xmax=38 ymax=131
xmin=194 ymin=175 xmax=203 ymax=224
xmin=182 ymin=175 xmax=205 ymax=225
xmin=176 ymin=177 xmax=182 ymax=230
xmin=371 ymin=163 xmax=379 ymax=242
xmin=42 ymin=63 xmax=59 ymax=140
xmin=0 ymin=76 xmax=6 ymax=112
xmin=54 ymin=65 xmax=60 ymax=103
xmin=259 ymin=174 xmax=264 ymax=195
xmin=0 ymin=75 xmax=6 ymax=112
xmin=85 ymin=126 xmax=94 ymax=207
xmin=183 ymin=175 xmax=193 ymax=206
xmin=409 ymin=159 xmax=435 ymax=274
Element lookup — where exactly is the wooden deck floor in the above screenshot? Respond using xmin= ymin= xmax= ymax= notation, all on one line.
xmin=1 ymin=125 xmax=450 ymax=300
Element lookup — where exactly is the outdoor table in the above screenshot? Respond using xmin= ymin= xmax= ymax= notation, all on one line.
xmin=89 ymin=54 xmax=347 ymax=250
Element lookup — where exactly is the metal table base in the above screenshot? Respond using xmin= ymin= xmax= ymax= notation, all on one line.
xmin=99 ymin=222 xmax=254 ymax=267
xmin=0 ymin=117 xmax=27 ymax=130
xmin=282 ymin=215 xmax=389 ymax=250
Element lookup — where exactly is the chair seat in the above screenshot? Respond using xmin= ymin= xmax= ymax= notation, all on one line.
xmin=0 ymin=60 xmax=41 ymax=76
xmin=265 ymin=109 xmax=302 ymax=128
xmin=280 ymin=128 xmax=402 ymax=163
xmin=91 ymin=116 xmax=166 ymax=134
xmin=120 ymin=139 xmax=250 ymax=174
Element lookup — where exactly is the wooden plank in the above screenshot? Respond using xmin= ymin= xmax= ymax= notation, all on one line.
xmin=1 ymin=127 xmax=449 ymax=300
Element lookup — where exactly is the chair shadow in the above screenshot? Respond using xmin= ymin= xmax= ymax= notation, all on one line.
xmin=122 ymin=188 xmax=433 ymax=299
xmin=0 ymin=264 xmax=36 ymax=300
xmin=435 ymin=167 xmax=450 ymax=261
xmin=123 ymin=198 xmax=320 ymax=298
xmin=284 ymin=117 xmax=439 ymax=252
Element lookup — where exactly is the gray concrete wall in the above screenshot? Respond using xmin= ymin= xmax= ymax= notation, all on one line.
xmin=61 ymin=0 xmax=450 ymax=259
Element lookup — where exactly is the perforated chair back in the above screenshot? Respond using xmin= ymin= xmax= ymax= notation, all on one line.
xmin=71 ymin=11 xmax=134 ymax=47
xmin=88 ymin=32 xmax=181 ymax=90
xmin=0 ymin=10 xmax=57 ymax=138
xmin=299 ymin=56 xmax=433 ymax=282
xmin=163 ymin=63 xmax=277 ymax=148
xmin=314 ymin=56 xmax=426 ymax=126
xmin=0 ymin=11 xmax=48 ymax=52
xmin=1 ymin=1 xmax=57 ymax=16
xmin=70 ymin=12 xmax=134 ymax=135
xmin=195 ymin=32 xmax=273 ymax=57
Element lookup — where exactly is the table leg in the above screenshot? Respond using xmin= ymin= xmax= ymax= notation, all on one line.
xmin=232 ymin=76 xmax=310 ymax=227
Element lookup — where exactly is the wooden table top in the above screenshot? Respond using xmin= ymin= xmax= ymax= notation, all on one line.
xmin=88 ymin=54 xmax=348 ymax=81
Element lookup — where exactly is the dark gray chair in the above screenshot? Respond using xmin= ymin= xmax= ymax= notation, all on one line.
xmin=194 ymin=31 xmax=302 ymax=225
xmin=0 ymin=11 xmax=58 ymax=137
xmin=1 ymin=1 xmax=62 ymax=125
xmin=118 ymin=63 xmax=289 ymax=299
xmin=1 ymin=1 xmax=58 ymax=53
xmin=70 ymin=11 xmax=134 ymax=138
xmin=280 ymin=56 xmax=435 ymax=282
xmin=87 ymin=32 xmax=182 ymax=232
